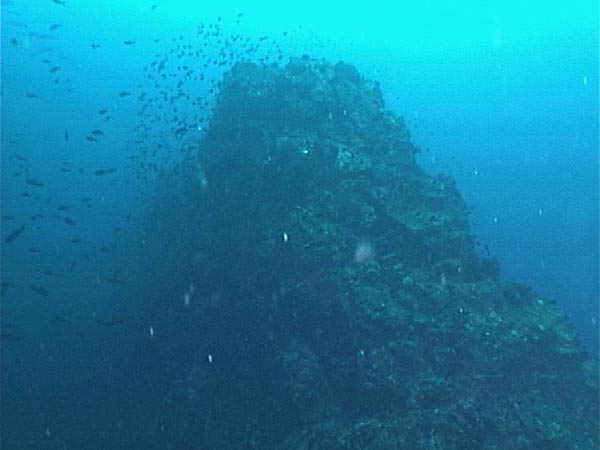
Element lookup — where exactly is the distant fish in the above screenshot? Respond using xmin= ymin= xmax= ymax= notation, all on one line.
xmin=94 ymin=168 xmax=116 ymax=175
xmin=29 ymin=32 xmax=56 ymax=40
xmin=25 ymin=178 xmax=44 ymax=186
xmin=98 ymin=109 xmax=107 ymax=114
xmin=28 ymin=283 xmax=50 ymax=298
xmin=25 ymin=91 xmax=39 ymax=98
xmin=105 ymin=273 xmax=125 ymax=285
xmin=64 ymin=130 xmax=69 ymax=141
xmin=90 ymin=129 xmax=104 ymax=136
xmin=64 ymin=217 xmax=76 ymax=225
xmin=96 ymin=317 xmax=125 ymax=327
xmin=53 ymin=0 xmax=66 ymax=4
xmin=0 ymin=333 xmax=25 ymax=343
xmin=5 ymin=225 xmax=25 ymax=243
xmin=41 ymin=269 xmax=63 ymax=277
xmin=49 ymin=23 xmax=62 ymax=31
xmin=1 ymin=280 xmax=16 ymax=296
xmin=118 ymin=91 xmax=131 ymax=97
xmin=90 ymin=43 xmax=101 ymax=49
xmin=123 ymin=40 xmax=136 ymax=45
xmin=85 ymin=136 xmax=98 ymax=142
xmin=49 ymin=65 xmax=61 ymax=73
xmin=28 ymin=247 xmax=41 ymax=253
xmin=29 ymin=47 xmax=54 ymax=57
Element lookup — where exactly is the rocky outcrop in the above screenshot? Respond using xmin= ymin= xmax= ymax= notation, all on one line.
xmin=144 ymin=56 xmax=598 ymax=450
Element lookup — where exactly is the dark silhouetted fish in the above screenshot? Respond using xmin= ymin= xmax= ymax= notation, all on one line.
xmin=97 ymin=317 xmax=125 ymax=327
xmin=94 ymin=168 xmax=116 ymax=175
xmin=49 ymin=65 xmax=61 ymax=73
xmin=86 ymin=136 xmax=98 ymax=142
xmin=64 ymin=217 xmax=76 ymax=225
xmin=1 ymin=280 xmax=16 ymax=296
xmin=25 ymin=91 xmax=39 ymax=98
xmin=28 ymin=283 xmax=49 ymax=298
xmin=50 ymin=23 xmax=62 ymax=30
xmin=0 ymin=333 xmax=25 ymax=343
xmin=91 ymin=129 xmax=104 ymax=135
xmin=5 ymin=225 xmax=25 ymax=243
xmin=118 ymin=91 xmax=131 ymax=97
xmin=124 ymin=40 xmax=136 ymax=45
xmin=25 ymin=178 xmax=44 ymax=186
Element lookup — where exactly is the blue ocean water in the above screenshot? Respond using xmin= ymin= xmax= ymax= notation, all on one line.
xmin=1 ymin=1 xmax=597 ymax=448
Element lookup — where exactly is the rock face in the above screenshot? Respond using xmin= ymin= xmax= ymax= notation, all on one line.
xmin=145 ymin=57 xmax=598 ymax=449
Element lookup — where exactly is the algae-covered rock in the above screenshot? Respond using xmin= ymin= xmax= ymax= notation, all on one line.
xmin=144 ymin=57 xmax=599 ymax=450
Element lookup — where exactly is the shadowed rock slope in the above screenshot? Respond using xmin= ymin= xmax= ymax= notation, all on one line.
xmin=143 ymin=57 xmax=598 ymax=450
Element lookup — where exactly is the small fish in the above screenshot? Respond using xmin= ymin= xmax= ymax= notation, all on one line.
xmin=41 ymin=269 xmax=63 ymax=277
xmin=98 ymin=109 xmax=107 ymax=114
xmin=64 ymin=217 xmax=76 ymax=225
xmin=105 ymin=275 xmax=125 ymax=285
xmin=0 ymin=333 xmax=25 ymax=343
xmin=29 ymin=47 xmax=54 ymax=57
xmin=28 ymin=283 xmax=50 ymax=298
xmin=49 ymin=65 xmax=61 ymax=73
xmin=0 ymin=281 xmax=16 ymax=296
xmin=53 ymin=0 xmax=66 ymax=4
xmin=90 ymin=129 xmax=104 ymax=136
xmin=85 ymin=136 xmax=98 ymax=142
xmin=96 ymin=317 xmax=125 ymax=327
xmin=90 ymin=43 xmax=101 ymax=49
xmin=25 ymin=91 xmax=39 ymax=98
xmin=28 ymin=247 xmax=41 ymax=253
xmin=5 ymin=225 xmax=25 ymax=243
xmin=118 ymin=91 xmax=131 ymax=97
xmin=94 ymin=168 xmax=116 ymax=175
xmin=123 ymin=40 xmax=136 ymax=45
xmin=64 ymin=130 xmax=69 ymax=141
xmin=25 ymin=178 xmax=44 ymax=186
xmin=57 ymin=205 xmax=70 ymax=211
xmin=50 ymin=23 xmax=62 ymax=31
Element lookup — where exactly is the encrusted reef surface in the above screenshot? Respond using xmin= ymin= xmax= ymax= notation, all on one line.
xmin=144 ymin=57 xmax=599 ymax=449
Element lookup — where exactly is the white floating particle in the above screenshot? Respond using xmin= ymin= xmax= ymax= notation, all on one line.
xmin=282 ymin=232 xmax=288 ymax=242
xmin=493 ymin=216 xmax=498 ymax=223
xmin=184 ymin=292 xmax=191 ymax=306
xmin=149 ymin=326 xmax=154 ymax=337
xmin=207 ymin=353 xmax=213 ymax=363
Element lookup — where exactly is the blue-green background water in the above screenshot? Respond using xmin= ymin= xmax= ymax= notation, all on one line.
xmin=1 ymin=1 xmax=598 ymax=448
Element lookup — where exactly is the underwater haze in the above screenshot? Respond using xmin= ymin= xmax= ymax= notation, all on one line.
xmin=1 ymin=1 xmax=598 ymax=449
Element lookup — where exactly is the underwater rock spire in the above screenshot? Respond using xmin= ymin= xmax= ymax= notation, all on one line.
xmin=145 ymin=57 xmax=599 ymax=450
